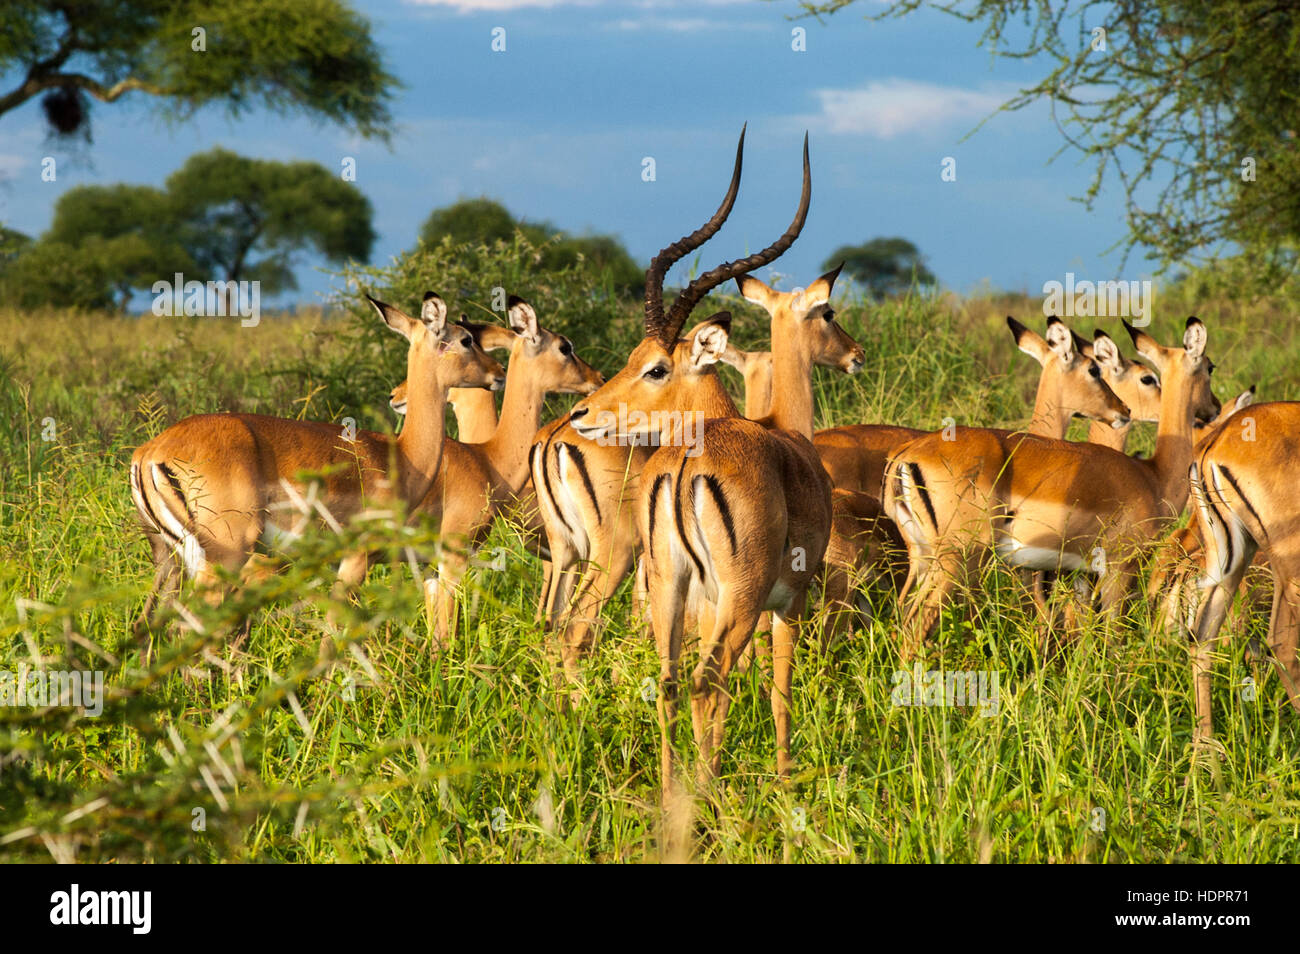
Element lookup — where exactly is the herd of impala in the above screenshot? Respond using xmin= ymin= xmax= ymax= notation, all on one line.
xmin=127 ymin=129 xmax=1300 ymax=807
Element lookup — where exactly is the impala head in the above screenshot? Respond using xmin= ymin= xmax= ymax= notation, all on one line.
xmin=570 ymin=126 xmax=814 ymax=446
xmin=735 ymin=263 xmax=864 ymax=373
xmin=1008 ymin=315 xmax=1130 ymax=428
xmin=503 ymin=294 xmax=606 ymax=395
xmin=389 ymin=315 xmax=517 ymax=414
xmin=366 ymin=291 xmax=506 ymax=392
xmin=1083 ymin=328 xmax=1163 ymax=422
xmin=569 ymin=314 xmax=735 ymax=443
xmin=1124 ymin=317 xmax=1220 ymax=423
xmin=1196 ymin=385 xmax=1254 ymax=438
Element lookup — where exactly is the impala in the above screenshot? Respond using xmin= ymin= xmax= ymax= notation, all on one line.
xmin=532 ymin=130 xmax=862 ymax=698
xmin=130 ymin=292 xmax=505 ymax=632
xmin=1141 ymin=387 xmax=1261 ymax=634
xmin=1187 ymin=399 xmax=1299 ymax=746
xmin=819 ymin=316 xmax=1135 ymax=640
xmin=813 ymin=317 xmax=1141 ymax=508
xmin=568 ymin=136 xmax=843 ymax=800
xmin=401 ymin=296 xmax=604 ymax=646
xmin=885 ymin=318 xmax=1218 ymax=658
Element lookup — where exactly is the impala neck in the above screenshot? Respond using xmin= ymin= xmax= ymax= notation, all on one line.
xmin=1026 ymin=377 xmax=1073 ymax=439
xmin=482 ymin=343 xmax=548 ymax=492
xmin=1087 ymin=419 xmax=1130 ymax=452
xmin=449 ymin=387 xmax=498 ymax=443
xmin=766 ymin=335 xmax=815 ymax=438
xmin=396 ymin=345 xmax=451 ymax=507
xmin=1148 ymin=379 xmax=1197 ymax=515
xmin=743 ymin=360 xmax=774 ymax=419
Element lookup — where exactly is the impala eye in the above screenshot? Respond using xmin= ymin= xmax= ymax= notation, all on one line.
xmin=1141 ymin=375 xmax=1157 ymax=387
xmin=823 ymin=308 xmax=835 ymax=323
xmin=1207 ymin=360 xmax=1216 ymax=375
xmin=461 ymin=335 xmax=473 ymax=347
xmin=559 ymin=339 xmax=573 ymax=357
xmin=644 ymin=365 xmax=668 ymax=381
xmin=1089 ymin=364 xmax=1101 ymax=378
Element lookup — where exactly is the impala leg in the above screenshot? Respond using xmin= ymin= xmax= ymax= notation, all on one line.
xmin=430 ymin=546 xmax=470 ymax=650
xmin=690 ymin=588 xmax=763 ymax=791
xmin=135 ymin=536 xmax=181 ymax=638
xmin=560 ymin=546 xmax=635 ymax=698
xmin=647 ymin=564 xmax=688 ymax=806
xmin=1265 ymin=575 xmax=1300 ymax=716
xmin=769 ymin=595 xmax=804 ymax=781
xmin=1190 ymin=558 xmax=1252 ymax=748
xmin=900 ymin=550 xmax=961 ymax=660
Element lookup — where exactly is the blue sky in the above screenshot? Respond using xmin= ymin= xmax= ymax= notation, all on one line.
xmin=0 ymin=0 xmax=1152 ymax=306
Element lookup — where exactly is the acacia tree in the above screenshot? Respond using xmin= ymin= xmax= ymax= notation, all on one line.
xmin=801 ymin=0 xmax=1300 ymax=290
xmin=2 ymin=150 xmax=374 ymax=310
xmin=165 ymin=148 xmax=376 ymax=298
xmin=418 ymin=198 xmax=644 ymax=296
xmin=0 ymin=0 xmax=396 ymax=140
xmin=823 ymin=237 xmax=936 ymax=298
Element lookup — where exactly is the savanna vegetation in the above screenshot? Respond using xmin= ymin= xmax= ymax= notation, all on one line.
xmin=4 ymin=231 xmax=1300 ymax=862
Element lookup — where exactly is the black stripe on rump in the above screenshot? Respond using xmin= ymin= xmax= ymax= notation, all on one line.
xmin=561 ymin=442 xmax=602 ymax=525
xmin=1216 ymin=464 xmax=1264 ymax=543
xmin=672 ymin=457 xmax=706 ymax=581
xmin=909 ymin=463 xmax=938 ymax=532
xmin=647 ymin=472 xmax=669 ymax=556
xmin=699 ymin=474 xmax=737 ymax=554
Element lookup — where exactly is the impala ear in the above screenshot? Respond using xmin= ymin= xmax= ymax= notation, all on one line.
xmin=506 ymin=295 xmax=541 ymax=345
xmin=1123 ymin=320 xmax=1162 ymax=366
xmin=736 ymin=274 xmax=775 ymax=309
xmin=1232 ymin=387 xmax=1255 ymax=413
xmin=798 ymin=264 xmax=842 ymax=313
xmin=1183 ymin=316 xmax=1207 ymax=359
xmin=689 ymin=312 xmax=731 ymax=369
xmin=1007 ymin=316 xmax=1047 ymax=364
xmin=1091 ymin=332 xmax=1124 ymax=374
xmin=419 ymin=291 xmax=448 ymax=337
xmin=1044 ymin=317 xmax=1077 ymax=364
xmin=368 ymin=294 xmax=420 ymax=341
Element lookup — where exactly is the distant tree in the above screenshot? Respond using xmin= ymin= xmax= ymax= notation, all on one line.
xmin=0 ymin=226 xmax=30 ymax=264
xmin=0 ymin=238 xmax=129 ymax=310
xmin=823 ymin=237 xmax=936 ymax=298
xmin=3 ymin=148 xmax=375 ymax=311
xmin=164 ymin=147 xmax=375 ymax=297
xmin=0 ymin=0 xmax=396 ymax=141
xmin=417 ymin=198 xmax=643 ymax=296
xmin=43 ymin=185 xmax=193 ymax=307
xmin=419 ymin=198 xmax=519 ymax=247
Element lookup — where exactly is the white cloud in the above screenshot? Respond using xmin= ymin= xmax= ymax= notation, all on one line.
xmin=405 ymin=0 xmax=752 ymax=11
xmin=803 ymin=78 xmax=1013 ymax=139
xmin=405 ymin=0 xmax=598 ymax=11
xmin=0 ymin=154 xmax=28 ymax=179
xmin=606 ymin=16 xmax=768 ymax=31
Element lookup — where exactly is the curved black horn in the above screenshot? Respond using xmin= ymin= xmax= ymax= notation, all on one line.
xmin=660 ymin=132 xmax=811 ymax=346
xmin=644 ymin=125 xmax=746 ymax=341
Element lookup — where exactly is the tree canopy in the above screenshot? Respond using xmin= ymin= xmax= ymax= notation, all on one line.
xmin=419 ymin=198 xmax=644 ymax=297
xmin=823 ymin=237 xmax=936 ymax=298
xmin=0 ymin=148 xmax=374 ymax=309
xmin=0 ymin=0 xmax=397 ymax=140
xmin=801 ymin=0 xmax=1300 ymax=291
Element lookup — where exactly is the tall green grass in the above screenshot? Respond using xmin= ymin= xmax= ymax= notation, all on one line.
xmin=4 ymin=242 xmax=1300 ymax=862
